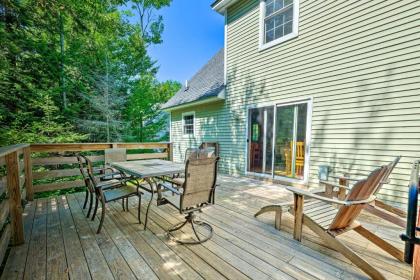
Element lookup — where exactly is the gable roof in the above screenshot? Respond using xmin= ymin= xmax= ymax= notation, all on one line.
xmin=162 ymin=48 xmax=225 ymax=111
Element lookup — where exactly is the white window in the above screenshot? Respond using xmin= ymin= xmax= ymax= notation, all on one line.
xmin=260 ymin=0 xmax=299 ymax=50
xmin=182 ymin=112 xmax=195 ymax=136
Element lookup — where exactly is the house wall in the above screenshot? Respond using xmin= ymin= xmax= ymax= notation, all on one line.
xmin=171 ymin=0 xmax=420 ymax=207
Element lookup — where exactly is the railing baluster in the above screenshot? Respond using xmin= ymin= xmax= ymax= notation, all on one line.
xmin=24 ymin=147 xmax=33 ymax=201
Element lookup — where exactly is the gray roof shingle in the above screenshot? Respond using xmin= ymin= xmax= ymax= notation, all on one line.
xmin=162 ymin=48 xmax=225 ymax=110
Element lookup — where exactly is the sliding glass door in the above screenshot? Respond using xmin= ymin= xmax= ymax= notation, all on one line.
xmin=247 ymin=101 xmax=310 ymax=181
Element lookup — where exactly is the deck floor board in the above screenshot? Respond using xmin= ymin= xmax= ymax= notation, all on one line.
xmin=1 ymin=175 xmax=412 ymax=280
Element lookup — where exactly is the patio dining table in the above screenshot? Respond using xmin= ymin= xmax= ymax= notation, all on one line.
xmin=110 ymin=159 xmax=185 ymax=230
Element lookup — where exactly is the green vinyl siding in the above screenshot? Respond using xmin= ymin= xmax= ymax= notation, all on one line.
xmin=170 ymin=0 xmax=420 ymax=207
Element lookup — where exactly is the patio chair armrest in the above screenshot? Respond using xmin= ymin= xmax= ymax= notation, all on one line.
xmin=286 ymin=186 xmax=376 ymax=206
xmin=96 ymin=180 xmax=122 ymax=190
xmin=158 ymin=183 xmax=182 ymax=195
xmin=157 ymin=176 xmax=184 ymax=186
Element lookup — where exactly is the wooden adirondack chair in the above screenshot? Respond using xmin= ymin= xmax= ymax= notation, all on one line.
xmin=320 ymin=157 xmax=405 ymax=228
xmin=287 ymin=164 xmax=404 ymax=280
xmin=255 ymin=157 xmax=402 ymax=230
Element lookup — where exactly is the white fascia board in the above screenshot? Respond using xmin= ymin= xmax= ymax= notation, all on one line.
xmin=212 ymin=0 xmax=240 ymax=14
xmin=162 ymin=95 xmax=225 ymax=112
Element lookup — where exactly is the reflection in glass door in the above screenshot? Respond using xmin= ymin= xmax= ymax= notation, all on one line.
xmin=274 ymin=103 xmax=308 ymax=180
xmin=273 ymin=105 xmax=295 ymax=177
xmin=248 ymin=107 xmax=274 ymax=174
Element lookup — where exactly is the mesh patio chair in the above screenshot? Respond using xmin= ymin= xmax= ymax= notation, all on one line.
xmin=164 ymin=148 xmax=217 ymax=203
xmin=76 ymin=155 xmax=121 ymax=218
xmin=83 ymin=155 xmax=143 ymax=233
xmin=158 ymin=150 xmax=219 ymax=244
xmin=100 ymin=148 xmax=127 ymax=181
xmin=161 ymin=148 xmax=199 ymax=187
xmin=199 ymin=142 xmax=220 ymax=157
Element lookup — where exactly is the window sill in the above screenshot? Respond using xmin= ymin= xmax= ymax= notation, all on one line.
xmin=182 ymin=134 xmax=195 ymax=139
xmin=259 ymin=32 xmax=298 ymax=52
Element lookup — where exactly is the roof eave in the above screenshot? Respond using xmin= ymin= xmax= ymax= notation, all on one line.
xmin=162 ymin=91 xmax=225 ymax=112
xmin=211 ymin=0 xmax=240 ymax=14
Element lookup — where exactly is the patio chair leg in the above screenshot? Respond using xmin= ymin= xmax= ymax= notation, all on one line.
xmin=354 ymin=225 xmax=404 ymax=262
xmin=255 ymin=205 xmax=285 ymax=230
xmin=92 ymin=197 xmax=99 ymax=221
xmin=167 ymin=213 xmax=213 ymax=245
xmin=87 ymin=192 xmax=93 ymax=218
xmin=293 ymin=194 xmax=304 ymax=241
xmin=137 ymin=195 xmax=141 ymax=224
xmin=126 ymin=197 xmax=129 ymax=212
xmin=122 ymin=198 xmax=126 ymax=211
xmin=97 ymin=200 xmax=106 ymax=234
xmin=191 ymin=220 xmax=202 ymax=241
xmin=304 ymin=215 xmax=386 ymax=280
xmin=83 ymin=189 xmax=89 ymax=209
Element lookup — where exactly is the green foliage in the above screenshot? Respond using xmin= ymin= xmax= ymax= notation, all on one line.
xmin=126 ymin=75 xmax=180 ymax=142
xmin=1 ymin=92 xmax=87 ymax=144
xmin=0 ymin=0 xmax=178 ymax=146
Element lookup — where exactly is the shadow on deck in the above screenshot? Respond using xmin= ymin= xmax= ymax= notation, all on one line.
xmin=1 ymin=175 xmax=411 ymax=280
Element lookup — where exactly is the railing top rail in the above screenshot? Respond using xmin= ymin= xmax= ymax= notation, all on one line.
xmin=0 ymin=144 xmax=29 ymax=158
xmin=30 ymin=142 xmax=171 ymax=152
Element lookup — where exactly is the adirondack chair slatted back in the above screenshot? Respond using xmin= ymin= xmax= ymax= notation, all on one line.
xmin=329 ymin=165 xmax=388 ymax=231
xmin=181 ymin=150 xmax=219 ymax=211
xmin=373 ymin=156 xmax=400 ymax=195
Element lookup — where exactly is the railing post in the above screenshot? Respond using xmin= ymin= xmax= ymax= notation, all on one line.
xmin=24 ymin=147 xmax=34 ymax=201
xmin=5 ymin=151 xmax=24 ymax=245
xmin=168 ymin=143 xmax=173 ymax=161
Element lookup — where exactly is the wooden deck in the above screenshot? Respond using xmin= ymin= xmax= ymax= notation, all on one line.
xmin=1 ymin=175 xmax=412 ymax=280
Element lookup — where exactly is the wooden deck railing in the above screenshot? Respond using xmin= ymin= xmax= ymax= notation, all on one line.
xmin=0 ymin=142 xmax=172 ymax=264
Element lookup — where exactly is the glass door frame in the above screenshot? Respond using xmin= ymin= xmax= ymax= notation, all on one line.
xmin=245 ymin=98 xmax=313 ymax=184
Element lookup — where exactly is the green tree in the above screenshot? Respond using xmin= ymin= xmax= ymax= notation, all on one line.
xmin=126 ymin=75 xmax=180 ymax=142
xmin=0 ymin=0 xmax=176 ymax=145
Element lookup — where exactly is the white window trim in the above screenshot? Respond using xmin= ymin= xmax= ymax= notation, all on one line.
xmin=244 ymin=97 xmax=313 ymax=185
xmin=259 ymin=0 xmax=300 ymax=51
xmin=182 ymin=111 xmax=196 ymax=137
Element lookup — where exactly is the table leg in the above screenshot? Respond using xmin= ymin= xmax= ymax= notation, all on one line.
xmin=144 ymin=177 xmax=156 ymax=230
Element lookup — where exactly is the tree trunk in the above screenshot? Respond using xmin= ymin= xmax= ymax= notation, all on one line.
xmin=59 ymin=11 xmax=67 ymax=109
xmin=105 ymin=52 xmax=110 ymax=142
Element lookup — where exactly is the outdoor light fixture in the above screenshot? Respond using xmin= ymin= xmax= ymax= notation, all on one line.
xmin=318 ymin=165 xmax=329 ymax=181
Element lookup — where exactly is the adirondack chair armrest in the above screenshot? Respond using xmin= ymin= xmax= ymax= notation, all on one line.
xmin=286 ymin=186 xmax=376 ymax=206
xmin=319 ymin=180 xmax=351 ymax=191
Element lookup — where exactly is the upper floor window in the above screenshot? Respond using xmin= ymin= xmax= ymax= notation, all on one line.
xmin=260 ymin=0 xmax=299 ymax=50
xmin=182 ymin=112 xmax=195 ymax=136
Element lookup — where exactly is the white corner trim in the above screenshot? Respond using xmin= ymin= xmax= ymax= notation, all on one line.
xmin=259 ymin=0 xmax=300 ymax=51
xmin=224 ymin=9 xmax=228 ymax=85
xmin=169 ymin=112 xmax=172 ymax=143
xmin=182 ymin=111 xmax=196 ymax=138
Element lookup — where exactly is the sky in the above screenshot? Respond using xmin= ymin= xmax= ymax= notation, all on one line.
xmin=148 ymin=0 xmax=225 ymax=83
